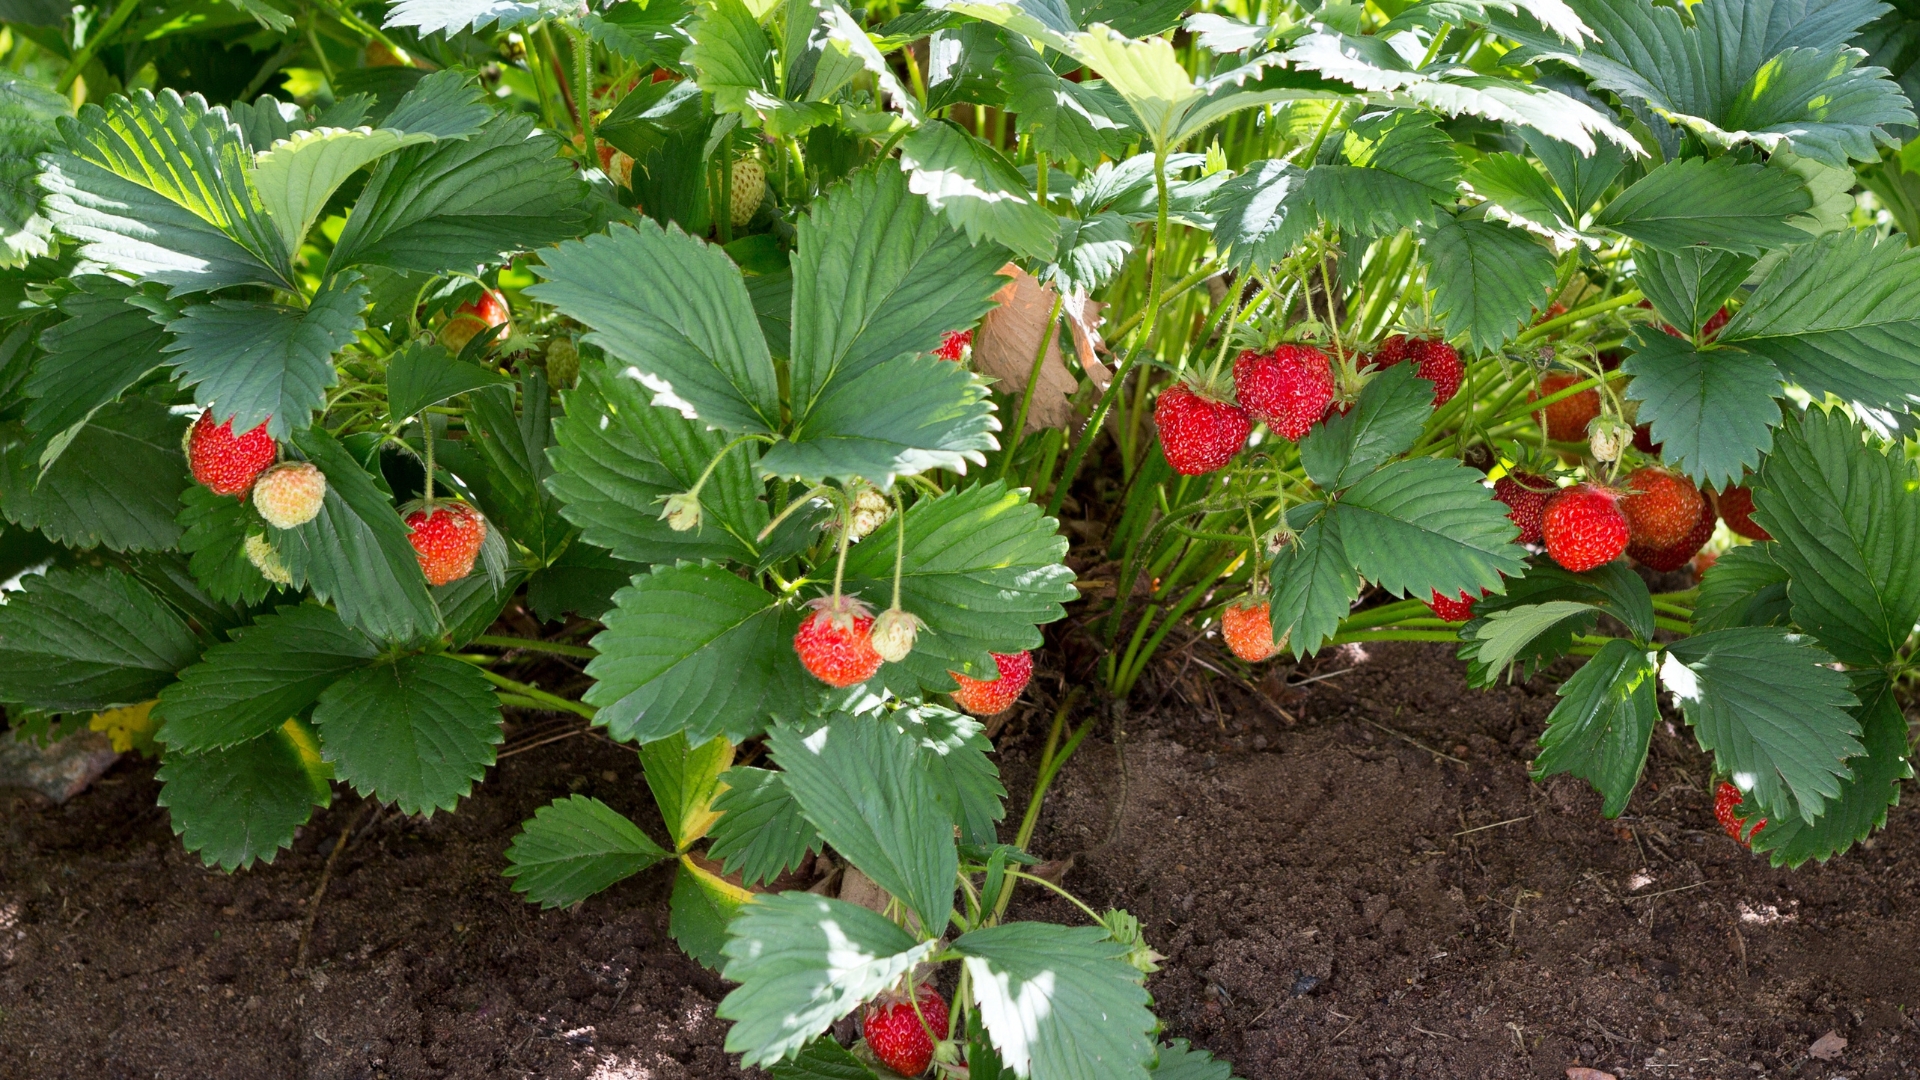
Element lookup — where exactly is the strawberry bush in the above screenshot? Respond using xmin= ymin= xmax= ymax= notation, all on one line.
xmin=2 ymin=0 xmax=1919 ymax=1074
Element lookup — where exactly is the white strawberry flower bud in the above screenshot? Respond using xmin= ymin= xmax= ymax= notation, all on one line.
xmin=1588 ymin=416 xmax=1631 ymax=463
xmin=244 ymin=532 xmax=292 ymax=586
xmin=846 ymin=486 xmax=892 ymax=542
xmin=660 ymin=492 xmax=703 ymax=532
xmin=870 ymin=607 xmax=922 ymax=662
xmin=252 ymin=462 xmax=327 ymax=529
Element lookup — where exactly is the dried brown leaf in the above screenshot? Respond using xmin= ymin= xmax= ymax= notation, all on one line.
xmin=973 ymin=263 xmax=1109 ymax=434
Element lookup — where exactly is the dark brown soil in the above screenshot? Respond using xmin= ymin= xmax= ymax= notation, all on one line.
xmin=2 ymin=641 xmax=1916 ymax=1080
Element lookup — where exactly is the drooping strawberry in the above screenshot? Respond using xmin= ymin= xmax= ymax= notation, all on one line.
xmin=862 ymin=986 xmax=950 ymax=1078
xmin=1371 ymin=334 xmax=1462 ymax=406
xmin=405 ymin=502 xmax=488 ymax=586
xmin=1233 ymin=345 xmax=1334 ymax=440
xmin=933 ymin=329 xmax=972 ymax=361
xmin=1532 ymin=372 xmax=1600 ymax=442
xmin=1154 ymin=382 xmax=1251 ymax=475
xmin=1712 ymin=484 xmax=1772 ymax=541
xmin=187 ymin=410 xmax=278 ymax=497
xmin=252 ymin=462 xmax=327 ymax=529
xmin=1628 ymin=496 xmax=1716 ymax=573
xmin=1620 ymin=466 xmax=1705 ymax=550
xmin=439 ymin=289 xmax=510 ymax=354
xmin=1542 ymin=483 xmax=1630 ymax=572
xmin=949 ymin=650 xmax=1033 ymax=716
xmin=1493 ymin=471 xmax=1555 ymax=545
xmin=1714 ymin=781 xmax=1766 ymax=848
xmin=793 ymin=594 xmax=882 ymax=688
xmin=1426 ymin=588 xmax=1489 ymax=622
xmin=1221 ymin=597 xmax=1279 ymax=662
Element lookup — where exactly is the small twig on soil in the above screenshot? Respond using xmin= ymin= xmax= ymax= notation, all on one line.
xmin=1452 ymin=815 xmax=1532 ymax=837
xmin=1623 ymin=880 xmax=1709 ymax=901
xmin=498 ymin=723 xmax=589 ymax=759
xmin=1363 ymin=718 xmax=1467 ymax=765
xmin=1412 ymin=1024 xmax=1457 ymax=1040
xmin=296 ymin=799 xmax=376 ymax=972
xmin=1290 ymin=665 xmax=1362 ymax=687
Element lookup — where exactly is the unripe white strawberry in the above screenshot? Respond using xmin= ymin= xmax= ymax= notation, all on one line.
xmin=660 ymin=491 xmax=702 ymax=532
xmin=869 ymin=607 xmax=922 ymax=663
xmin=244 ymin=532 xmax=292 ymax=586
xmin=846 ymin=486 xmax=891 ymax=542
xmin=1588 ymin=416 xmax=1631 ymax=463
xmin=730 ymin=157 xmax=765 ymax=227
xmin=252 ymin=462 xmax=327 ymax=529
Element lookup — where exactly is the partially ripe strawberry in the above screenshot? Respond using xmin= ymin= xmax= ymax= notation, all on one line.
xmin=933 ymin=329 xmax=972 ymax=361
xmin=1628 ymin=495 xmax=1716 ymax=573
xmin=870 ymin=607 xmax=923 ymax=663
xmin=1714 ymin=781 xmax=1766 ymax=848
xmin=188 ymin=410 xmax=277 ymax=497
xmin=1493 ymin=471 xmax=1554 ymax=545
xmin=1712 ymin=485 xmax=1771 ymax=541
xmin=1620 ymin=466 xmax=1704 ymax=550
xmin=1221 ymin=598 xmax=1278 ymax=662
xmin=244 ymin=532 xmax=292 ymax=586
xmin=730 ymin=157 xmax=766 ymax=227
xmin=405 ymin=502 xmax=488 ymax=586
xmin=1532 ymin=372 xmax=1600 ymax=442
xmin=1372 ymin=335 xmax=1462 ymax=406
xmin=862 ymin=986 xmax=950 ymax=1077
xmin=1154 ymin=383 xmax=1250 ymax=475
xmin=794 ymin=595 xmax=882 ymax=688
xmin=1533 ymin=302 xmax=1568 ymax=325
xmin=252 ymin=462 xmax=327 ymax=529
xmin=439 ymin=290 xmax=510 ymax=354
xmin=1542 ymin=483 xmax=1630 ymax=572
xmin=949 ymin=650 xmax=1033 ymax=716
xmin=1426 ymin=588 xmax=1488 ymax=622
xmin=1233 ymin=345 xmax=1334 ymax=439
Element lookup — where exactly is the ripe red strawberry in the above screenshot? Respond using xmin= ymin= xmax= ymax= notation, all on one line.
xmin=949 ymin=650 xmax=1033 ymax=716
xmin=405 ymin=502 xmax=488 ymax=586
xmin=1493 ymin=471 xmax=1554 ymax=545
xmin=1712 ymin=485 xmax=1771 ymax=541
xmin=1233 ymin=345 xmax=1334 ymax=439
xmin=1426 ymin=588 xmax=1488 ymax=622
xmin=1532 ymin=302 xmax=1568 ymax=326
xmin=252 ymin=462 xmax=327 ymax=529
xmin=188 ymin=410 xmax=277 ymax=497
xmin=1221 ymin=598 xmax=1278 ymax=662
xmin=1628 ymin=496 xmax=1716 ymax=573
xmin=1542 ymin=483 xmax=1630 ymax=572
xmin=1650 ymin=303 xmax=1731 ymax=342
xmin=1372 ymin=334 xmax=1462 ymax=406
xmin=1631 ymin=423 xmax=1661 ymax=456
xmin=439 ymin=289 xmax=509 ymax=354
xmin=1154 ymin=382 xmax=1250 ymax=475
xmin=794 ymin=595 xmax=882 ymax=688
xmin=1714 ymin=781 xmax=1766 ymax=847
xmin=862 ymin=986 xmax=950 ymax=1077
xmin=933 ymin=329 xmax=972 ymax=361
xmin=1620 ymin=467 xmax=1704 ymax=550
xmin=1532 ymin=372 xmax=1600 ymax=442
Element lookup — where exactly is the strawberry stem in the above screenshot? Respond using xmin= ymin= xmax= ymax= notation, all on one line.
xmin=889 ymin=489 xmax=908 ymax=610
xmin=829 ymin=488 xmax=854 ymax=600
xmin=420 ymin=416 xmax=436 ymax=506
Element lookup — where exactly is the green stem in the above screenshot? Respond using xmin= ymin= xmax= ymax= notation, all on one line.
xmin=420 ymin=418 xmax=436 ymax=504
xmin=1326 ymin=629 xmax=1464 ymax=645
xmin=569 ymin=22 xmax=596 ymax=154
xmin=1654 ymin=616 xmax=1693 ymax=635
xmin=1004 ymin=870 xmax=1105 ymax=925
xmin=470 ymin=667 xmax=596 ymax=719
xmin=1512 ymin=290 xmax=1644 ymax=346
xmin=58 ymin=0 xmax=141 ymax=94
xmin=471 ymin=635 xmax=598 ymax=659
xmin=1335 ymin=598 xmax=1430 ymax=633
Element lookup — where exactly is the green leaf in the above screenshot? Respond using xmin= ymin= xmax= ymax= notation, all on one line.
xmin=21 ymin=276 xmax=171 ymax=469
xmin=1752 ymin=406 xmax=1920 ymax=668
xmin=1520 ymin=125 xmax=1624 ymax=221
xmin=1267 ymin=508 xmax=1360 ymax=658
xmin=1720 ymin=230 xmax=1920 ymax=430
xmin=1751 ymin=676 xmax=1913 ymax=867
xmin=1693 ymin=542 xmax=1791 ymax=632
xmin=156 ymin=720 xmax=331 ymax=871
xmin=690 ymin=0 xmax=776 ymax=122
xmin=902 ymin=703 xmax=1007 ymax=844
xmin=1466 ymin=151 xmax=1576 ymax=233
xmin=253 ymin=127 xmax=440 ymax=254
xmin=524 ymin=541 xmax=637 ymax=622
xmin=1298 ymin=363 xmax=1433 ymax=490
xmin=176 ymin=485 xmax=278 ymax=605
xmin=901 ymin=120 xmax=1057 ymax=261
xmin=327 ymin=113 xmax=589 ymax=275
xmin=767 ymin=1038 xmax=881 ymax=1080
xmin=164 ymin=270 xmax=367 ymax=440
xmin=0 ymin=566 xmax=198 ymax=711
xmin=154 ymin=604 xmax=378 ymax=753
xmin=640 ymin=731 xmax=735 ymax=850
xmin=954 ymin=922 xmax=1156 ymax=1080
xmin=40 ymin=89 xmax=294 ymax=291
xmin=528 ymin=217 xmax=780 ymax=435
xmin=586 ymin=564 xmax=817 ymax=745
xmin=1 ymin=396 xmax=189 ymax=553
xmin=0 ymin=79 xmax=68 ymax=267
xmin=442 ymin=375 xmax=569 ymax=564
xmin=385 ymin=340 xmax=513 ymax=423
xmin=1152 ymin=1039 xmax=1239 ymax=1080
xmin=671 ymin=855 xmax=753 ymax=968
xmin=718 ymin=891 xmax=937 ymax=1067
xmin=1424 ymin=214 xmax=1557 ymax=351
xmin=1070 ymin=25 xmax=1199 ymax=149
xmin=587 ymin=0 xmax=694 ymax=69
xmin=758 ymin=351 xmax=1001 ymax=485
xmin=435 ymin=565 xmax=528 ymax=646
xmin=504 ymin=794 xmax=671 ymax=908
xmin=709 ymin=766 xmax=824 ymax=886
xmin=313 ymin=652 xmax=503 ymax=816
xmin=1455 ymin=558 xmax=1653 ymax=683
xmin=841 ymin=482 xmax=1077 ymax=692
xmin=383 ymin=0 xmax=578 ymax=34
xmin=1531 ymin=638 xmax=1659 ymax=817
xmin=276 ymin=426 xmax=440 ymax=645
xmin=1621 ymin=329 xmax=1783 ymax=489
xmin=808 ymin=1 xmax=922 ymax=122
xmin=1660 ymin=626 xmax=1860 ymax=825
xmin=378 ymin=68 xmax=494 ymax=140
xmin=1632 ymin=248 xmax=1754 ymax=337
xmin=998 ymin=36 xmax=1136 ymax=163
xmin=1328 ymin=457 xmax=1526 ymax=600
xmin=767 ymin=713 xmax=958 ymax=936
xmin=1592 ymin=157 xmax=1811 ymax=253
xmin=1465 ymin=600 xmax=1603 ymax=676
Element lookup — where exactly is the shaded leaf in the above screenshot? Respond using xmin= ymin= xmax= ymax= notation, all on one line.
xmin=503 ymin=794 xmax=671 ymax=907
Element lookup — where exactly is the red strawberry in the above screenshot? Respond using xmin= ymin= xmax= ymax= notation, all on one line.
xmin=1542 ymin=484 xmax=1629 ymax=572
xmin=405 ymin=502 xmax=488 ymax=586
xmin=1426 ymin=588 xmax=1488 ymax=622
xmin=1649 ymin=303 xmax=1731 ymax=342
xmin=1372 ymin=335 xmax=1462 ymax=406
xmin=1531 ymin=372 xmax=1600 ymax=442
xmin=933 ymin=329 xmax=972 ymax=361
xmin=1493 ymin=471 xmax=1554 ymax=545
xmin=1632 ymin=423 xmax=1661 ymax=456
xmin=1714 ymin=781 xmax=1766 ymax=847
xmin=793 ymin=595 xmax=882 ymax=688
xmin=252 ymin=462 xmax=327 ymax=529
xmin=862 ymin=986 xmax=950 ymax=1077
xmin=1154 ymin=383 xmax=1250 ymax=475
xmin=1233 ymin=345 xmax=1334 ymax=439
xmin=1532 ymin=302 xmax=1568 ymax=326
xmin=1221 ymin=598 xmax=1278 ymax=662
xmin=439 ymin=289 xmax=510 ymax=354
xmin=1628 ymin=495 xmax=1716 ymax=573
xmin=188 ymin=410 xmax=277 ymax=497
xmin=949 ymin=650 xmax=1033 ymax=716
xmin=1712 ymin=485 xmax=1771 ymax=541
xmin=1619 ymin=467 xmax=1704 ymax=550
